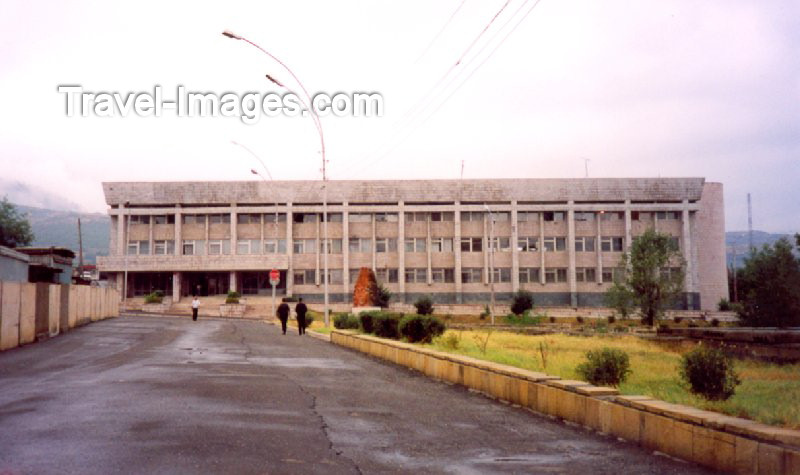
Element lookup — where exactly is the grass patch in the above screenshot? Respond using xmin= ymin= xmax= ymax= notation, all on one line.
xmin=427 ymin=330 xmax=800 ymax=429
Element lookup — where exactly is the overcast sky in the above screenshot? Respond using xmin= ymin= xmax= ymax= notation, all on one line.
xmin=0 ymin=0 xmax=798 ymax=232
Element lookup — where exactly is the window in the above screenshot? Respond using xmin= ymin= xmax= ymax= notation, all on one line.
xmin=263 ymin=213 xmax=287 ymax=223
xmin=575 ymin=212 xmax=595 ymax=222
xmin=519 ymin=267 xmax=540 ymax=284
xmin=489 ymin=268 xmax=512 ymax=283
xmin=348 ymin=213 xmax=371 ymax=223
xmin=126 ymin=240 xmax=150 ymax=255
xmin=349 ymin=268 xmax=361 ymax=284
xmin=208 ymin=239 xmax=230 ymax=255
xmin=601 ymin=237 xmax=624 ymax=252
xmin=237 ymin=239 xmax=261 ymax=254
xmin=600 ymin=211 xmax=623 ymax=221
xmin=375 ymin=212 xmax=398 ymax=222
xmin=404 ymin=268 xmax=427 ymax=283
xmin=375 ymin=238 xmax=397 ymax=253
xmin=576 ymin=267 xmax=597 ymax=283
xmin=293 ymin=213 xmax=318 ymax=223
xmin=632 ymin=211 xmax=651 ymax=221
xmin=602 ymin=268 xmax=625 ymax=283
xmin=660 ymin=267 xmax=683 ymax=280
xmin=431 ymin=237 xmax=453 ymax=252
xmin=543 ymin=211 xmax=565 ymax=222
xmin=461 ymin=268 xmax=482 ymax=283
xmin=293 ymin=239 xmax=316 ymax=254
xmin=349 ymin=238 xmax=372 ymax=253
xmin=237 ymin=213 xmax=261 ymax=224
xmin=518 ymin=237 xmax=538 ymax=252
xmin=517 ymin=211 xmax=539 ymax=222
xmin=543 ymin=237 xmax=566 ymax=252
xmin=263 ymin=239 xmax=287 ymax=254
xmin=129 ymin=215 xmax=149 ymax=225
xmin=154 ymin=240 xmax=175 ymax=255
xmin=182 ymin=214 xmax=206 ymax=225
xmin=431 ymin=268 xmax=455 ymax=283
xmin=575 ymin=236 xmax=595 ymax=252
xmin=323 ymin=213 xmax=343 ymax=222
xmin=294 ymin=269 xmax=316 ymax=285
xmin=430 ymin=212 xmax=454 ymax=222
xmin=320 ymin=239 xmax=343 ymax=254
xmin=209 ymin=214 xmax=231 ymax=224
xmin=488 ymin=237 xmax=511 ymax=251
xmin=376 ymin=268 xmax=399 ymax=283
xmin=324 ymin=269 xmax=343 ymax=285
xmin=460 ymin=237 xmax=483 ymax=252
xmin=460 ymin=211 xmax=484 ymax=222
xmin=404 ymin=238 xmax=426 ymax=253
xmin=486 ymin=211 xmax=510 ymax=222
xmin=669 ymin=236 xmax=680 ymax=250
xmin=656 ymin=211 xmax=680 ymax=220
xmin=405 ymin=212 xmax=440 ymax=222
xmin=545 ymin=268 xmax=568 ymax=283
xmin=182 ymin=240 xmax=204 ymax=255
xmin=153 ymin=215 xmax=175 ymax=225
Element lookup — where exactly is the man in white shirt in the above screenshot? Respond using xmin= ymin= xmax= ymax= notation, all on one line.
xmin=191 ymin=295 xmax=200 ymax=321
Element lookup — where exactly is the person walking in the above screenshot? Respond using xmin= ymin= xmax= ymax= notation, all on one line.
xmin=276 ymin=301 xmax=290 ymax=335
xmin=191 ymin=295 xmax=200 ymax=321
xmin=295 ymin=298 xmax=308 ymax=335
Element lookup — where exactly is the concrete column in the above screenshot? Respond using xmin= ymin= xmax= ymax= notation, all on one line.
xmin=682 ymin=200 xmax=694 ymax=308
xmin=511 ymin=201 xmax=519 ymax=293
xmin=398 ymin=201 xmax=405 ymax=296
xmin=567 ymin=201 xmax=577 ymax=307
xmin=259 ymin=212 xmax=265 ymax=251
xmin=231 ymin=204 xmax=238 ymax=255
xmin=596 ymin=212 xmax=603 ymax=284
xmin=624 ymin=200 xmax=632 ymax=250
xmin=454 ymin=202 xmax=462 ymax=303
xmin=148 ymin=216 xmax=154 ymax=256
xmin=229 ymin=271 xmax=237 ymax=293
xmin=342 ymin=203 xmax=350 ymax=294
xmin=287 ymin=203 xmax=294 ymax=297
xmin=315 ymin=214 xmax=321 ymax=286
xmin=539 ymin=212 xmax=546 ymax=284
xmin=174 ymin=206 xmax=182 ymax=256
xmin=426 ymin=215 xmax=432 ymax=285
xmin=371 ymin=212 xmax=377 ymax=271
xmin=172 ymin=272 xmax=181 ymax=302
xmin=116 ymin=211 xmax=125 ymax=255
xmin=204 ymin=213 xmax=210 ymax=255
xmin=483 ymin=212 xmax=489 ymax=285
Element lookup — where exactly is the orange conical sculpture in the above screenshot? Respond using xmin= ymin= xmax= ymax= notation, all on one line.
xmin=353 ymin=267 xmax=378 ymax=306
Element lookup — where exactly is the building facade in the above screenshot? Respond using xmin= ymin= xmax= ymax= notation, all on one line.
xmin=96 ymin=178 xmax=728 ymax=310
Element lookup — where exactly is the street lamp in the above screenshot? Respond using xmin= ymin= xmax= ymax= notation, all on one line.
xmin=484 ymin=204 xmax=495 ymax=325
xmin=223 ymin=30 xmax=330 ymax=327
xmin=123 ymin=200 xmax=130 ymax=302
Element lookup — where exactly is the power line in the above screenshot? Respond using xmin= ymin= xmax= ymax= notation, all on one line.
xmin=414 ymin=0 xmax=469 ymax=64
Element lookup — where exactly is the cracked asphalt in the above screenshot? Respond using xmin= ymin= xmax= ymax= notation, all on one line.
xmin=0 ymin=316 xmax=713 ymax=474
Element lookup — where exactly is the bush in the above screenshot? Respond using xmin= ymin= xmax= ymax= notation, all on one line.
xmin=607 ymin=315 xmax=616 ymax=324
xmin=479 ymin=305 xmax=490 ymax=320
xmin=359 ymin=311 xmax=377 ymax=333
xmin=673 ymin=316 xmax=683 ymax=324
xmin=333 ymin=313 xmax=359 ymax=329
xmin=414 ymin=296 xmax=434 ymax=315
xmin=576 ymin=316 xmax=584 ymax=324
xmin=717 ymin=298 xmax=732 ymax=311
xmin=439 ymin=332 xmax=460 ymax=349
xmin=303 ymin=314 xmax=314 ymax=329
xmin=680 ymin=346 xmax=740 ymax=401
xmin=373 ymin=284 xmax=392 ymax=308
xmin=510 ymin=290 xmax=534 ymax=316
xmin=225 ymin=290 xmax=241 ymax=304
xmin=575 ymin=348 xmax=632 ymax=387
xmin=549 ymin=316 xmax=556 ymax=323
xmin=144 ymin=290 xmax=164 ymax=304
xmin=373 ymin=313 xmax=401 ymax=339
xmin=399 ymin=315 xmax=446 ymax=343
xmin=504 ymin=312 xmax=544 ymax=326
xmin=711 ymin=318 xmax=720 ymax=327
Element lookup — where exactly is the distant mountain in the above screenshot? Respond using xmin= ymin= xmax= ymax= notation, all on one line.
xmin=16 ymin=204 xmax=110 ymax=265
xmin=726 ymin=231 xmax=796 ymax=268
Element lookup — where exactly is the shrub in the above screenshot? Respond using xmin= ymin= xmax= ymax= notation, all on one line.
xmin=673 ymin=316 xmax=683 ymax=324
xmin=549 ymin=316 xmax=556 ymax=323
xmin=576 ymin=316 xmax=584 ymax=324
xmin=414 ymin=296 xmax=434 ymax=315
xmin=479 ymin=305 xmax=490 ymax=320
xmin=680 ymin=346 xmax=740 ymax=401
xmin=373 ymin=284 xmax=392 ymax=308
xmin=575 ymin=348 xmax=632 ymax=387
xmin=510 ymin=290 xmax=534 ymax=315
xmin=144 ymin=290 xmax=164 ymax=304
xmin=717 ymin=298 xmax=732 ymax=311
xmin=439 ymin=332 xmax=460 ymax=349
xmin=399 ymin=314 xmax=446 ymax=343
xmin=607 ymin=315 xmax=616 ymax=324
xmin=359 ymin=312 xmax=377 ymax=333
xmin=688 ymin=321 xmax=699 ymax=328
xmin=333 ymin=313 xmax=359 ymax=329
xmin=711 ymin=318 xmax=720 ymax=327
xmin=504 ymin=312 xmax=544 ymax=326
xmin=225 ymin=290 xmax=241 ymax=304
xmin=373 ymin=313 xmax=401 ymax=339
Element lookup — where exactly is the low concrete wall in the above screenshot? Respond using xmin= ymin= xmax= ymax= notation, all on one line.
xmin=0 ymin=281 xmax=120 ymax=351
xmin=331 ymin=330 xmax=800 ymax=474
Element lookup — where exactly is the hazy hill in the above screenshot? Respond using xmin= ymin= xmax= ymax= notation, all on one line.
xmin=16 ymin=204 xmax=110 ymax=265
xmin=725 ymin=230 xmax=795 ymax=268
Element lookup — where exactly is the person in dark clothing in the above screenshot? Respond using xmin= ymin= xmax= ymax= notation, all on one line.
xmin=276 ymin=301 xmax=290 ymax=335
xmin=295 ymin=298 xmax=308 ymax=335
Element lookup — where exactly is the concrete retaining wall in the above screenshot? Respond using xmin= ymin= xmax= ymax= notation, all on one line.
xmin=0 ymin=281 xmax=120 ymax=351
xmin=331 ymin=330 xmax=800 ymax=474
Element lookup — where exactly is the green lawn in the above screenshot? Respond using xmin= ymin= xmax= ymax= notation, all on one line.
xmin=426 ymin=329 xmax=800 ymax=429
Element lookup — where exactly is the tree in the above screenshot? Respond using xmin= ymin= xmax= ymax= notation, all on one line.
xmin=605 ymin=281 xmax=635 ymax=319
xmin=610 ymin=229 xmax=685 ymax=326
xmin=736 ymin=238 xmax=800 ymax=327
xmin=0 ymin=197 xmax=34 ymax=248
xmin=371 ymin=283 xmax=392 ymax=308
xmin=510 ymin=290 xmax=534 ymax=315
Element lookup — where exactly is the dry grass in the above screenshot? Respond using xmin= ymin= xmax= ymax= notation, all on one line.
xmin=428 ymin=329 xmax=800 ymax=429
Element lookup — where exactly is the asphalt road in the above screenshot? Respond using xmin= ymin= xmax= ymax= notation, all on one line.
xmin=0 ymin=316 xmax=713 ymax=474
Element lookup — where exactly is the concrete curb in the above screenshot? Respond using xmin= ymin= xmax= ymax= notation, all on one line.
xmin=330 ymin=330 xmax=800 ymax=474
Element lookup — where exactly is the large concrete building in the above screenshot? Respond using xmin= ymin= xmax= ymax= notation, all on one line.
xmin=96 ymin=178 xmax=728 ymax=310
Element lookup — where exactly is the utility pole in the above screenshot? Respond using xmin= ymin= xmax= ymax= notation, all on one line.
xmin=77 ymin=218 xmax=84 ymax=276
